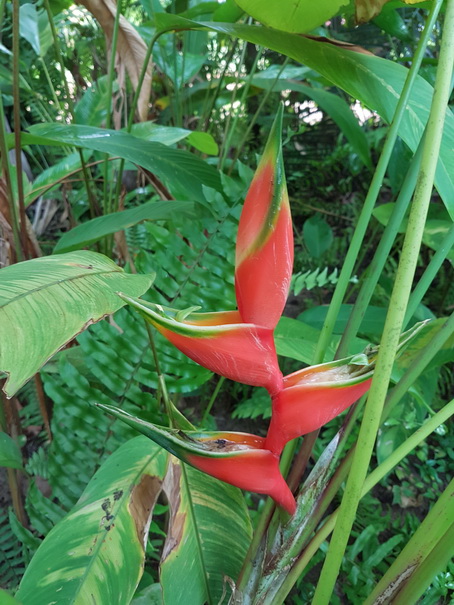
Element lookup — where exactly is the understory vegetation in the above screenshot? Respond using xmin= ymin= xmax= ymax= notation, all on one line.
xmin=0 ymin=1 xmax=453 ymax=604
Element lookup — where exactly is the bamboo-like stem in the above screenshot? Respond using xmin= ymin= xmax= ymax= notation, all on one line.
xmin=12 ymin=0 xmax=29 ymax=258
xmin=336 ymin=138 xmax=424 ymax=358
xmin=312 ymin=1 xmax=454 ymax=601
xmin=312 ymin=0 xmax=443 ymax=365
xmin=271 ymin=399 xmax=454 ymax=605
xmin=200 ymin=376 xmax=225 ymax=426
xmin=403 ymin=223 xmax=454 ymax=327
xmin=383 ymin=519 xmax=454 ymax=605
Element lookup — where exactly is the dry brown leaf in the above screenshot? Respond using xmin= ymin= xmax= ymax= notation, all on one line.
xmin=303 ymin=34 xmax=374 ymax=56
xmin=77 ymin=0 xmax=152 ymax=121
xmin=355 ymin=0 xmax=426 ymax=23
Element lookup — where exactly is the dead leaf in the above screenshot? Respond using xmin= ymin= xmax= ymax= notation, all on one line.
xmin=77 ymin=0 xmax=152 ymax=121
xmin=303 ymin=34 xmax=374 ymax=56
xmin=129 ymin=474 xmax=163 ymax=549
xmin=355 ymin=0 xmax=424 ymax=24
xmin=161 ymin=458 xmax=186 ymax=560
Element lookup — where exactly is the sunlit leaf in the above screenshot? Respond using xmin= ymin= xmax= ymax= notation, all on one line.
xmin=0 ymin=251 xmax=153 ymax=396
xmin=16 ymin=436 xmax=167 ymax=605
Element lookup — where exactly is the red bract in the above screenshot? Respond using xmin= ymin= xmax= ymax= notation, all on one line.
xmin=265 ymin=356 xmax=375 ymax=455
xmin=235 ymin=104 xmax=293 ymax=330
xmin=95 ymin=404 xmax=296 ymax=515
xmin=116 ymin=299 xmax=283 ymax=395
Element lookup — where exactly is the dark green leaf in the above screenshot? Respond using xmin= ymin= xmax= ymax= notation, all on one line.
xmin=303 ymin=215 xmax=334 ymax=258
xmin=54 ymin=201 xmax=196 ymax=253
xmin=155 ymin=16 xmax=454 ymax=217
xmin=22 ymin=124 xmax=222 ymax=199
xmin=0 ymin=433 xmax=23 ymax=470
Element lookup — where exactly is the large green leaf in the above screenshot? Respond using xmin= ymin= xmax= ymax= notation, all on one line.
xmin=0 ymin=251 xmax=153 ymax=397
xmin=54 ymin=200 xmax=196 ymax=253
xmin=16 ymin=436 xmax=167 ymax=605
xmin=160 ymin=458 xmax=252 ymax=604
xmin=155 ymin=15 xmax=454 ymax=217
xmin=20 ymin=124 xmax=222 ymax=200
xmin=236 ymin=0 xmax=348 ymax=33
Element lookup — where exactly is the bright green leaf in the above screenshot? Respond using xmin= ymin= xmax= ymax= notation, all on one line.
xmin=0 ymin=433 xmax=23 ymax=470
xmin=187 ymin=131 xmax=219 ymax=155
xmin=0 ymin=251 xmax=153 ymax=397
xmin=54 ymin=201 xmax=196 ymax=253
xmin=16 ymin=436 xmax=167 ymax=605
xmin=235 ymin=0 xmax=349 ymax=33
xmin=25 ymin=150 xmax=92 ymax=207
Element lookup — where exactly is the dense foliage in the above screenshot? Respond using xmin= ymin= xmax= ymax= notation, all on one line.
xmin=0 ymin=1 xmax=453 ymax=603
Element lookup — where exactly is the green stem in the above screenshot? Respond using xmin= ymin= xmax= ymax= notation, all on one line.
xmin=336 ymin=138 xmax=423 ymax=357
xmin=204 ymin=40 xmax=239 ymax=132
xmin=313 ymin=0 xmax=443 ymax=365
xmin=224 ymin=45 xmax=263 ymax=164
xmin=273 ymin=398 xmax=454 ymax=604
xmin=365 ymin=478 xmax=454 ymax=605
xmin=144 ymin=322 xmax=194 ymax=431
xmin=42 ymin=0 xmax=98 ymax=218
xmin=384 ymin=311 xmax=454 ymax=420
xmin=218 ymin=38 xmax=249 ymax=171
xmin=403 ymin=223 xmax=454 ymax=327
xmin=387 ymin=520 xmax=454 ymax=605
xmin=312 ymin=2 xmax=454 ymax=601
xmin=228 ymin=58 xmax=290 ymax=175
xmin=200 ymin=376 xmax=225 ymax=426
xmin=39 ymin=57 xmax=62 ymax=114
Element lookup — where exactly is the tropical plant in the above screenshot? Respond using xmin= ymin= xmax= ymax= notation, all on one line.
xmin=1 ymin=0 xmax=453 ymax=604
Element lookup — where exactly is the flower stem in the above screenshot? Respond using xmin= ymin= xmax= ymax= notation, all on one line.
xmin=272 ymin=398 xmax=454 ymax=604
xmin=312 ymin=1 xmax=454 ymax=601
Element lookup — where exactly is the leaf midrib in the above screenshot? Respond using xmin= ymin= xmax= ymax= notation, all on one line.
xmin=0 ymin=269 xmax=121 ymax=309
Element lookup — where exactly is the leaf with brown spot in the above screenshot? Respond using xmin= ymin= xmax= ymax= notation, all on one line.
xmin=160 ymin=457 xmax=252 ymax=604
xmin=16 ymin=437 xmax=167 ymax=605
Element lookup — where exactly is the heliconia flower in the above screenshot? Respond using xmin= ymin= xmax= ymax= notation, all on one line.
xmin=95 ymin=403 xmax=296 ymax=515
xmin=117 ymin=296 xmax=283 ymax=396
xmin=264 ymin=321 xmax=431 ymax=455
xmin=265 ymin=353 xmax=375 ymax=455
xmin=235 ymin=104 xmax=294 ymax=330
